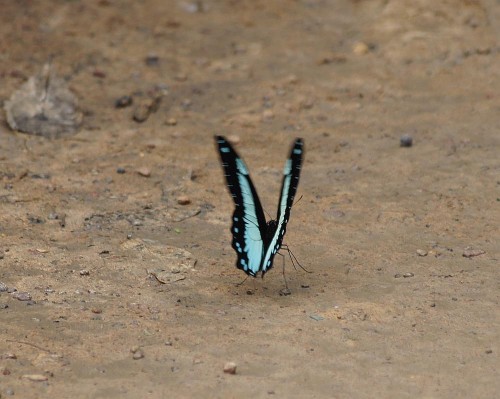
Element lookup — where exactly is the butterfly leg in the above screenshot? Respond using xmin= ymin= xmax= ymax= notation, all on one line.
xmin=277 ymin=252 xmax=291 ymax=296
xmin=281 ymin=244 xmax=311 ymax=273
xmin=236 ymin=275 xmax=249 ymax=287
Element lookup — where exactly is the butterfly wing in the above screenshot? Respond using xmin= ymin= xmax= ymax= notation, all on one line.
xmin=261 ymin=138 xmax=304 ymax=274
xmin=215 ymin=136 xmax=267 ymax=276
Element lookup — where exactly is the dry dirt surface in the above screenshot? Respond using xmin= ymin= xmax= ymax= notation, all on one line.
xmin=1 ymin=1 xmax=499 ymax=398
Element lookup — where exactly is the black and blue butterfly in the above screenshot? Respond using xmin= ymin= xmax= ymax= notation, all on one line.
xmin=215 ymin=136 xmax=304 ymax=279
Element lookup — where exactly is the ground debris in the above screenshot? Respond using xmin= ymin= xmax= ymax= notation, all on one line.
xmin=223 ymin=361 xmax=237 ymax=374
xmin=463 ymin=247 xmax=485 ymax=258
xmin=4 ymin=64 xmax=82 ymax=138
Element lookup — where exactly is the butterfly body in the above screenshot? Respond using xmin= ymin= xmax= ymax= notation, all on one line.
xmin=215 ymin=136 xmax=304 ymax=277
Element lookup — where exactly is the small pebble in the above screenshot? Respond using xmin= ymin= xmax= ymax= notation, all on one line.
xmin=2 ymin=353 xmax=17 ymax=359
xmin=177 ymin=195 xmax=191 ymax=205
xmin=227 ymin=135 xmax=240 ymax=145
xmin=262 ymin=109 xmax=275 ymax=121
xmin=22 ymin=374 xmax=48 ymax=382
xmin=132 ymin=350 xmax=144 ymax=360
xmin=0 ymin=304 xmax=8 ymax=309
xmin=279 ymin=288 xmax=292 ymax=296
xmin=91 ymin=308 xmax=102 ymax=314
xmin=403 ymin=272 xmax=414 ymax=278
xmin=79 ymin=269 xmax=90 ymax=276
xmin=92 ymin=69 xmax=106 ymax=78
xmin=145 ymin=54 xmax=160 ymax=66
xmin=400 ymin=134 xmax=413 ymax=147
xmin=12 ymin=292 xmax=32 ymax=301
xmin=5 ymin=388 xmax=14 ymax=395
xmin=133 ymin=96 xmax=162 ymax=122
xmin=116 ymin=167 xmax=126 ymax=174
xmin=115 ymin=95 xmax=133 ymax=108
xmin=0 ymin=282 xmax=8 ymax=292
xmin=136 ymin=167 xmax=151 ymax=177
xmin=416 ymin=249 xmax=428 ymax=256
xmin=223 ymin=361 xmax=237 ymax=374
xmin=353 ymin=41 xmax=369 ymax=55
xmin=166 ymin=118 xmax=177 ymax=126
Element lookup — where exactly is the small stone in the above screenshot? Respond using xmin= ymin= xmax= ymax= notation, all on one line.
xmin=22 ymin=374 xmax=48 ymax=382
xmin=79 ymin=269 xmax=90 ymax=276
xmin=286 ymin=74 xmax=299 ymax=84
xmin=132 ymin=350 xmax=144 ymax=360
xmin=177 ymin=195 xmax=191 ymax=205
xmin=2 ymin=353 xmax=17 ymax=359
xmin=403 ymin=272 xmax=414 ymax=278
xmin=0 ymin=282 xmax=8 ymax=292
xmin=175 ymin=74 xmax=188 ymax=82
xmin=0 ymin=304 xmax=8 ymax=309
xmin=133 ymin=96 xmax=162 ymax=122
xmin=116 ymin=167 xmax=126 ymax=174
xmin=164 ymin=341 xmax=172 ymax=346
xmin=227 ymin=135 xmax=240 ymax=145
xmin=91 ymin=308 xmax=102 ymax=314
xmin=416 ymin=249 xmax=428 ymax=256
xmin=5 ymin=388 xmax=14 ymax=396
xmin=353 ymin=41 xmax=369 ymax=55
xmin=262 ymin=109 xmax=275 ymax=121
xmin=115 ymin=95 xmax=133 ymax=108
xmin=279 ymin=288 xmax=292 ymax=296
xmin=166 ymin=117 xmax=177 ymax=126
xmin=136 ymin=167 xmax=151 ymax=177
xmin=223 ymin=361 xmax=237 ymax=374
xmin=92 ymin=69 xmax=106 ymax=78
xmin=12 ymin=292 xmax=32 ymax=301
xmin=145 ymin=54 xmax=160 ymax=66
xmin=462 ymin=248 xmax=485 ymax=258
xmin=400 ymin=134 xmax=413 ymax=147
xmin=394 ymin=273 xmax=402 ymax=278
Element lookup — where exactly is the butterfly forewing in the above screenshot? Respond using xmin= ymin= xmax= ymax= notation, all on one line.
xmin=261 ymin=138 xmax=304 ymax=273
xmin=215 ymin=136 xmax=267 ymax=276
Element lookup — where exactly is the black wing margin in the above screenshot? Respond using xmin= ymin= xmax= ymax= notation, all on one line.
xmin=261 ymin=138 xmax=304 ymax=273
xmin=215 ymin=136 xmax=267 ymax=276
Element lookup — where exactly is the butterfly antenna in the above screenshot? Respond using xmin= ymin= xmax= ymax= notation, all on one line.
xmin=293 ymin=195 xmax=303 ymax=207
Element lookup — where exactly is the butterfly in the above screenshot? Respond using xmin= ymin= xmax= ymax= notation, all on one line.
xmin=215 ymin=136 xmax=304 ymax=278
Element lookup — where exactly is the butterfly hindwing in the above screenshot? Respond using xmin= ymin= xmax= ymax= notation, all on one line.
xmin=261 ymin=138 xmax=304 ymax=273
xmin=215 ymin=136 xmax=267 ymax=276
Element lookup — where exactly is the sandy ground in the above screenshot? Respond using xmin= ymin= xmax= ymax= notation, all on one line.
xmin=0 ymin=1 xmax=499 ymax=398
